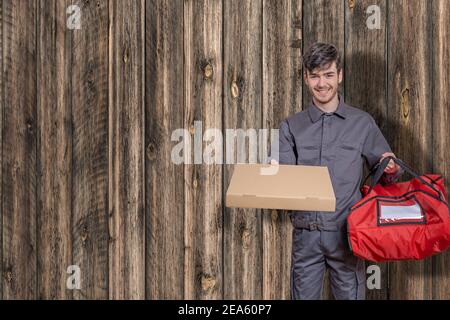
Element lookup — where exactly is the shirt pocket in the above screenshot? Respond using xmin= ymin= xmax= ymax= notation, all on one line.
xmin=297 ymin=145 xmax=320 ymax=166
xmin=333 ymin=143 xmax=363 ymax=184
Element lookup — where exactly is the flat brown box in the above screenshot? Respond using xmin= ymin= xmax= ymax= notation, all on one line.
xmin=226 ymin=164 xmax=336 ymax=212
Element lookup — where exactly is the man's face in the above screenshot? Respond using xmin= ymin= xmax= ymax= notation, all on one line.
xmin=304 ymin=62 xmax=343 ymax=104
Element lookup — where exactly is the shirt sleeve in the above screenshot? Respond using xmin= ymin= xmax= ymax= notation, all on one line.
xmin=275 ymin=119 xmax=297 ymax=165
xmin=362 ymin=116 xmax=404 ymax=184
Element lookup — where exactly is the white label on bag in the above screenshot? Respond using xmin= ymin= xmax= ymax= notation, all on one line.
xmin=380 ymin=203 xmax=423 ymax=220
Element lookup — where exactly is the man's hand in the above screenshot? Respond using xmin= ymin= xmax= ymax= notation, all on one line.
xmin=270 ymin=159 xmax=279 ymax=165
xmin=379 ymin=152 xmax=400 ymax=174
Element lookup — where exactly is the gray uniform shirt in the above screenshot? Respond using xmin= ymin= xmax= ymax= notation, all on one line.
xmin=278 ymin=94 xmax=401 ymax=231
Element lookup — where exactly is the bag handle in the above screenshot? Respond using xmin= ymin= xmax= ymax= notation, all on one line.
xmin=366 ymin=156 xmax=444 ymax=200
xmin=362 ymin=161 xmax=380 ymax=187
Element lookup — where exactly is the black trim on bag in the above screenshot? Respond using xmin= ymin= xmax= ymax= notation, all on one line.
xmin=376 ymin=195 xmax=427 ymax=227
xmin=350 ymin=188 xmax=448 ymax=213
xmin=347 ymin=229 xmax=353 ymax=253
xmin=423 ymin=175 xmax=443 ymax=185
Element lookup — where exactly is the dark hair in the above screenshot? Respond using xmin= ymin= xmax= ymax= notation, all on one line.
xmin=302 ymin=42 xmax=342 ymax=73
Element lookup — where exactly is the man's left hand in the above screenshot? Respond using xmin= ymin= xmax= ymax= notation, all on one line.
xmin=380 ymin=152 xmax=400 ymax=174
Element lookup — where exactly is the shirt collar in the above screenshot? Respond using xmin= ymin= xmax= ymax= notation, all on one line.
xmin=307 ymin=94 xmax=347 ymax=123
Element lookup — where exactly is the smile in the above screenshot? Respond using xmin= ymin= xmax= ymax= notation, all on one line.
xmin=315 ymin=88 xmax=330 ymax=94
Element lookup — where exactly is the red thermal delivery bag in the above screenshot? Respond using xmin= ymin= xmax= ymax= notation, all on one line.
xmin=347 ymin=156 xmax=450 ymax=262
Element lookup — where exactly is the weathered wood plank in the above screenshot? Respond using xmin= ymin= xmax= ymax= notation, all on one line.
xmin=223 ymin=0 xmax=263 ymax=300
xmin=345 ymin=0 xmax=388 ymax=300
xmin=2 ymin=0 xmax=37 ymax=299
xmin=387 ymin=0 xmax=432 ymax=300
xmin=262 ymin=0 xmax=302 ymax=299
xmin=145 ymin=0 xmax=185 ymax=299
xmin=36 ymin=0 xmax=73 ymax=299
xmin=302 ymin=0 xmax=344 ymax=300
xmin=71 ymin=0 xmax=110 ymax=299
xmin=431 ymin=0 xmax=450 ymax=301
xmin=184 ymin=0 xmax=223 ymax=300
xmin=109 ymin=0 xmax=145 ymax=300
xmin=0 ymin=0 xmax=3 ymax=300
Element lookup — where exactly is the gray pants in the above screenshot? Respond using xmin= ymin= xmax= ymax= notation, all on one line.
xmin=290 ymin=227 xmax=366 ymax=300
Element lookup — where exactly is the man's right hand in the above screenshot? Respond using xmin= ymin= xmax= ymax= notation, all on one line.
xmin=270 ymin=159 xmax=279 ymax=165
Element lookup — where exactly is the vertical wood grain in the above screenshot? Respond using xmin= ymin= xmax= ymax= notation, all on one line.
xmin=109 ymin=0 xmax=145 ymax=300
xmin=387 ymin=0 xmax=432 ymax=300
xmin=0 ymin=0 xmax=3 ymax=300
xmin=36 ymin=0 xmax=73 ymax=299
xmin=302 ymin=0 xmax=344 ymax=300
xmin=262 ymin=0 xmax=302 ymax=299
xmin=431 ymin=0 xmax=450 ymax=301
xmin=2 ymin=0 xmax=37 ymax=299
xmin=223 ymin=0 xmax=263 ymax=300
xmin=184 ymin=0 xmax=223 ymax=300
xmin=345 ymin=0 xmax=388 ymax=300
xmin=71 ymin=0 xmax=109 ymax=299
xmin=145 ymin=0 xmax=185 ymax=299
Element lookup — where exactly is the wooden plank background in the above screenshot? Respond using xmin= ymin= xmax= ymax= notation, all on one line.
xmin=262 ymin=0 xmax=302 ymax=300
xmin=146 ymin=0 xmax=184 ymax=300
xmin=37 ymin=0 xmax=73 ymax=299
xmin=0 ymin=0 xmax=448 ymax=300
xmin=3 ymin=0 xmax=37 ymax=299
xmin=387 ymin=0 xmax=433 ymax=300
xmin=223 ymin=0 xmax=262 ymax=300
xmin=345 ymin=0 xmax=388 ymax=300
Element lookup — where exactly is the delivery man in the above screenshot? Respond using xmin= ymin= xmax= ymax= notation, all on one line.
xmin=271 ymin=42 xmax=403 ymax=300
